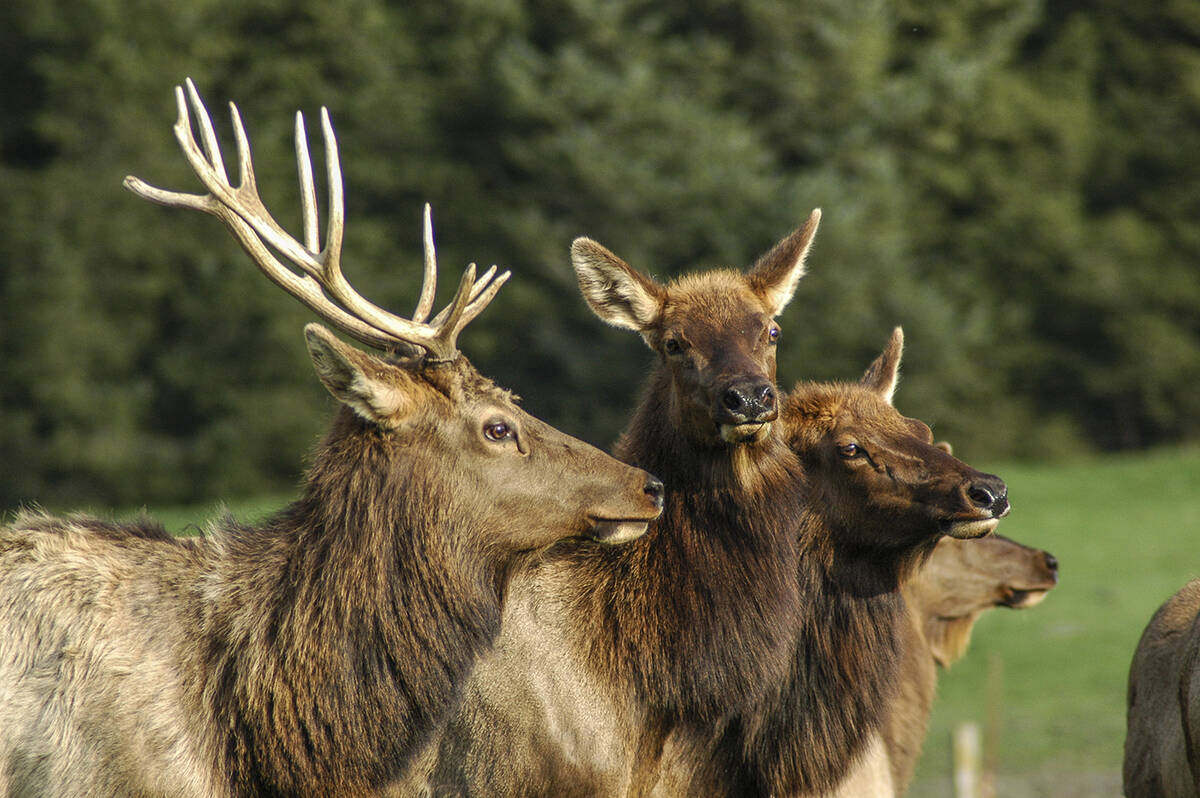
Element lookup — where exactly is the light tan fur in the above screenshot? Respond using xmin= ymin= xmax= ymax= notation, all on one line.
xmin=821 ymin=534 xmax=1058 ymax=797
xmin=0 ymin=82 xmax=666 ymax=796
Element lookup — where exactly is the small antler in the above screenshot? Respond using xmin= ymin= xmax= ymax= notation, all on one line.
xmin=124 ymin=78 xmax=509 ymax=361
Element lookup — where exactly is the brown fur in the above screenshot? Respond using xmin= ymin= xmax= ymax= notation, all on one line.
xmin=664 ymin=329 xmax=1011 ymax=797
xmin=400 ymin=215 xmax=819 ymax=796
xmin=1125 ymin=578 xmax=1200 ymax=798
xmin=0 ymin=329 xmax=663 ymax=797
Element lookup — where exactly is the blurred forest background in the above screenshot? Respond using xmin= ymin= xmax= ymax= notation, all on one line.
xmin=2 ymin=0 xmax=1199 ymax=509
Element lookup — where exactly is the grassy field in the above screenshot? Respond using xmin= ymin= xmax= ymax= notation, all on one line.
xmin=908 ymin=445 xmax=1200 ymax=797
xmin=67 ymin=446 xmax=1200 ymax=795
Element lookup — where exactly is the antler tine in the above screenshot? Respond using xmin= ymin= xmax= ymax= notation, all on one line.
xmin=414 ymin=204 xmax=438 ymax=323
xmin=125 ymin=86 xmax=397 ymax=349
xmin=428 ymin=265 xmax=511 ymax=328
xmin=124 ymin=80 xmax=509 ymax=362
xmin=294 ymin=110 xmax=320 ymax=253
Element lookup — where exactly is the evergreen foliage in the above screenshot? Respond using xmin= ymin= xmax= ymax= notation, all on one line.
xmin=2 ymin=0 xmax=1196 ymax=508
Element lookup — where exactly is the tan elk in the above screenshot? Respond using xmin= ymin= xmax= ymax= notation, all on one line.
xmin=822 ymin=531 xmax=1059 ymax=798
xmin=396 ymin=207 xmax=822 ymax=795
xmin=1125 ymin=578 xmax=1200 ymax=798
xmin=0 ymin=81 xmax=663 ymax=798
xmin=889 ymin=532 xmax=1058 ymax=794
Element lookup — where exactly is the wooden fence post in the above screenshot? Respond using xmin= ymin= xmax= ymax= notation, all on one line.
xmin=953 ymin=722 xmax=982 ymax=798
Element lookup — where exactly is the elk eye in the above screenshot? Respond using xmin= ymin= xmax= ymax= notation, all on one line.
xmin=838 ymin=443 xmax=861 ymax=458
xmin=768 ymin=326 xmax=781 ymax=344
xmin=484 ymin=421 xmax=514 ymax=442
xmin=664 ymin=338 xmax=682 ymax=355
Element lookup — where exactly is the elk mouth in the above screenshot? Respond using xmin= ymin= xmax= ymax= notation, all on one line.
xmin=941 ymin=516 xmax=1001 ymax=539
xmin=719 ymin=421 xmax=771 ymax=444
xmin=586 ymin=518 xmax=652 ymax=545
xmin=999 ymin=587 xmax=1053 ymax=609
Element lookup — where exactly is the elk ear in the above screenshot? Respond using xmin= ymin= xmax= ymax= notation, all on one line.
xmin=571 ymin=237 xmax=666 ymax=333
xmin=305 ymin=324 xmax=420 ymax=427
xmin=747 ymin=208 xmax=820 ymax=316
xmin=860 ymin=327 xmax=904 ymax=405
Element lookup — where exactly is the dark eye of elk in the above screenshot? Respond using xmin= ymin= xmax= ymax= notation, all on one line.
xmin=664 ymin=338 xmax=682 ymax=355
xmin=484 ymin=421 xmax=515 ymax=443
xmin=768 ymin=325 xmax=780 ymax=344
xmin=838 ymin=443 xmax=862 ymax=458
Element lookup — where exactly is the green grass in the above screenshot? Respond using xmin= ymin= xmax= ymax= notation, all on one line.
xmin=908 ymin=445 xmax=1200 ymax=797
xmin=42 ymin=447 xmax=1200 ymax=795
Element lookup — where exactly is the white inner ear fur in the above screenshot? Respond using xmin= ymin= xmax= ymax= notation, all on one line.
xmin=860 ymin=327 xmax=904 ymax=406
xmin=571 ymin=238 xmax=664 ymax=332
xmin=305 ymin=324 xmax=416 ymax=428
xmin=340 ymin=372 xmax=414 ymax=427
xmin=756 ymin=259 xmax=807 ymax=318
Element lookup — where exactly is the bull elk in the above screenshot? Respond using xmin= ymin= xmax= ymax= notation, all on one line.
xmin=397 ymin=208 xmax=822 ymax=794
xmin=0 ymin=81 xmax=663 ymax=798
xmin=1125 ymin=578 xmax=1200 ymax=798
xmin=657 ymin=328 xmax=1012 ymax=796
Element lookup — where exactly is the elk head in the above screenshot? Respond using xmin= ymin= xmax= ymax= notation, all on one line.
xmin=784 ymin=328 xmax=1010 ymax=554
xmin=911 ymin=534 xmax=1059 ymax=615
xmin=124 ymin=80 xmax=663 ymax=550
xmin=571 ymin=212 xmax=820 ymax=447
xmin=906 ymin=534 xmax=1057 ymax=666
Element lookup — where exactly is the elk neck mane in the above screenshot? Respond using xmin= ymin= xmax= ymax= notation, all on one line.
xmin=199 ymin=400 xmax=502 ymax=795
xmin=557 ymin=369 xmax=805 ymax=725
xmin=698 ymin=502 xmax=911 ymax=795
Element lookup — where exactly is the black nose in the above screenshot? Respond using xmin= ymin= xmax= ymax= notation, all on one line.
xmin=644 ymin=477 xmax=665 ymax=510
xmin=1044 ymin=552 xmax=1058 ymax=572
xmin=720 ymin=380 xmax=776 ymax=422
xmin=966 ymin=475 xmax=1008 ymax=516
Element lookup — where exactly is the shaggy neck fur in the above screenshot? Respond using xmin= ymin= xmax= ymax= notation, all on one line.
xmin=700 ymin=484 xmax=940 ymax=796
xmin=200 ymin=407 xmax=501 ymax=796
xmin=923 ymin=611 xmax=983 ymax=667
xmin=561 ymin=366 xmax=804 ymax=727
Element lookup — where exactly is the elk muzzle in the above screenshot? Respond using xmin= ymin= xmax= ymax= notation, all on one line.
xmin=945 ymin=473 xmax=1010 ymax=539
xmin=587 ymin=475 xmax=665 ymax=544
xmin=1000 ymin=549 xmax=1059 ymax=608
xmin=716 ymin=378 xmax=778 ymax=444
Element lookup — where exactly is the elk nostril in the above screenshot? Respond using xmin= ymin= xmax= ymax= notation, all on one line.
xmin=758 ymin=384 xmax=775 ymax=409
xmin=644 ymin=477 xmax=665 ymax=508
xmin=967 ymin=485 xmax=996 ymax=509
xmin=722 ymin=388 xmax=746 ymax=412
xmin=1044 ymin=552 xmax=1059 ymax=572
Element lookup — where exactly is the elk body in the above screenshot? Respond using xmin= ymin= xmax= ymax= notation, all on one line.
xmin=822 ymin=532 xmax=1059 ymax=798
xmin=1125 ymin=578 xmax=1200 ymax=798
xmin=397 ymin=211 xmax=821 ymax=795
xmin=656 ymin=329 xmax=1011 ymax=797
xmin=0 ymin=82 xmax=663 ymax=798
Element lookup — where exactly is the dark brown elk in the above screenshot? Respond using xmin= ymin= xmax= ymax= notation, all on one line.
xmin=0 ymin=81 xmax=663 ymax=798
xmin=659 ymin=328 xmax=1011 ymax=797
xmin=397 ymin=209 xmax=822 ymax=795
xmin=406 ymin=327 xmax=1009 ymax=797
xmin=1125 ymin=578 xmax=1200 ymax=798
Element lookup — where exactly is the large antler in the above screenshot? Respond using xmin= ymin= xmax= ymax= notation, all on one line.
xmin=124 ymin=78 xmax=508 ymax=361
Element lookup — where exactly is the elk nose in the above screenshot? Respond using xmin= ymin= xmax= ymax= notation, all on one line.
xmin=1044 ymin=552 xmax=1059 ymax=573
xmin=644 ymin=476 xmax=665 ymax=510
xmin=966 ymin=475 xmax=1009 ymax=517
xmin=720 ymin=380 xmax=776 ymax=422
